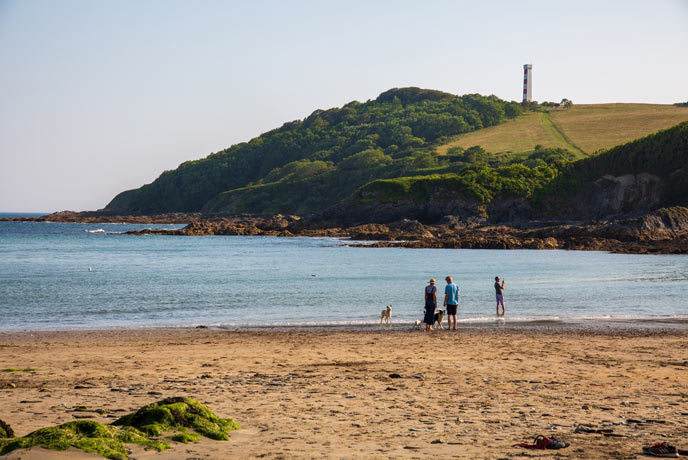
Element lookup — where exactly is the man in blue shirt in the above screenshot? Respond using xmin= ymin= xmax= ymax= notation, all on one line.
xmin=443 ymin=275 xmax=461 ymax=330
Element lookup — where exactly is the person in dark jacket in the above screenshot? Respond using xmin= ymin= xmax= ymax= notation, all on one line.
xmin=424 ymin=278 xmax=437 ymax=331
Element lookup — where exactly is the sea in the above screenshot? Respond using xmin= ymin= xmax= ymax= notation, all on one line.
xmin=1 ymin=214 xmax=687 ymax=331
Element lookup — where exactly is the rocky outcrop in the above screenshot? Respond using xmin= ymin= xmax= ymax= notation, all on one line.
xmin=549 ymin=173 xmax=665 ymax=220
xmin=6 ymin=200 xmax=687 ymax=255
xmin=0 ymin=211 xmax=202 ymax=224
xmin=123 ymin=207 xmax=688 ymax=254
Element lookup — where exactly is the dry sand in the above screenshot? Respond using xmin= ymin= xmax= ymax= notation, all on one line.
xmin=1 ymin=327 xmax=687 ymax=459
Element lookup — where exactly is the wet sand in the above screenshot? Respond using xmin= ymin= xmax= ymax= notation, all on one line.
xmin=1 ymin=327 xmax=687 ymax=459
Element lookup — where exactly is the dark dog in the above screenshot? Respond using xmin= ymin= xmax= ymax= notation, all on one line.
xmin=419 ymin=308 xmax=445 ymax=330
xmin=434 ymin=309 xmax=445 ymax=329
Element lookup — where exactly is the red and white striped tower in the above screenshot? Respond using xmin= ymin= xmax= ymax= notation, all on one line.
xmin=523 ymin=64 xmax=532 ymax=102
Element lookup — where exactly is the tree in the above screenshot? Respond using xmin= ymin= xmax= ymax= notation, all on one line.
xmin=560 ymin=98 xmax=573 ymax=109
xmin=337 ymin=149 xmax=393 ymax=171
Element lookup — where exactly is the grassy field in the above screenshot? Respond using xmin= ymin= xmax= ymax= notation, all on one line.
xmin=436 ymin=103 xmax=688 ymax=157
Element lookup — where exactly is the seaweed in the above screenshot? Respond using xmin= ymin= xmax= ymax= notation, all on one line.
xmin=169 ymin=432 xmax=201 ymax=443
xmin=0 ymin=397 xmax=239 ymax=459
xmin=0 ymin=418 xmax=14 ymax=438
xmin=0 ymin=421 xmax=167 ymax=460
xmin=113 ymin=397 xmax=240 ymax=440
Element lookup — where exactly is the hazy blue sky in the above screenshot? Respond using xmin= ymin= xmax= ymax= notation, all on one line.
xmin=1 ymin=0 xmax=687 ymax=212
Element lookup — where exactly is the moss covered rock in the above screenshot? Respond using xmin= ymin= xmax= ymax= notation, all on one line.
xmin=169 ymin=432 xmax=201 ymax=444
xmin=0 ymin=420 xmax=168 ymax=460
xmin=0 ymin=418 xmax=14 ymax=438
xmin=0 ymin=397 xmax=239 ymax=459
xmin=113 ymin=397 xmax=240 ymax=440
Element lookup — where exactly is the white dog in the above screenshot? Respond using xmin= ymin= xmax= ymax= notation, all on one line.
xmin=380 ymin=305 xmax=392 ymax=328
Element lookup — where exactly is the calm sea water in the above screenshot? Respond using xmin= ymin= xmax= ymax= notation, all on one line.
xmin=0 ymin=219 xmax=687 ymax=331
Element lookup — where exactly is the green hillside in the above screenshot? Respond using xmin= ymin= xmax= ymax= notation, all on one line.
xmin=436 ymin=103 xmax=688 ymax=157
xmin=105 ymin=88 xmax=522 ymax=214
xmin=534 ymin=120 xmax=688 ymax=212
xmin=347 ymin=121 xmax=688 ymax=221
xmin=104 ymin=88 xmax=688 ymax=218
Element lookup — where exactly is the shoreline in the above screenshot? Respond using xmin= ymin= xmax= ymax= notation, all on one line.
xmin=1 ymin=327 xmax=687 ymax=459
xmin=3 ymin=315 xmax=688 ymax=334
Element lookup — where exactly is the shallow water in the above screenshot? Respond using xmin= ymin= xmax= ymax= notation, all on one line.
xmin=0 ymin=220 xmax=687 ymax=330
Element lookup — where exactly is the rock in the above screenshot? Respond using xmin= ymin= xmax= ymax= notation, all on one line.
xmin=0 ymin=418 xmax=14 ymax=438
xmin=113 ymin=397 xmax=240 ymax=440
xmin=110 ymin=207 xmax=688 ymax=254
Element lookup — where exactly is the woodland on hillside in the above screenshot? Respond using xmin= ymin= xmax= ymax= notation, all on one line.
xmin=105 ymin=88 xmax=688 ymax=219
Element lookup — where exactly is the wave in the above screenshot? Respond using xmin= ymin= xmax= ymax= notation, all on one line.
xmin=84 ymin=228 xmax=130 ymax=234
xmin=190 ymin=314 xmax=688 ymax=330
xmin=4 ymin=314 xmax=688 ymax=332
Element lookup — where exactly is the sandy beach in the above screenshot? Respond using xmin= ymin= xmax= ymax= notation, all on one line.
xmin=1 ymin=326 xmax=687 ymax=459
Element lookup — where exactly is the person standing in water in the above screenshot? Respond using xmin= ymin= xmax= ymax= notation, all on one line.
xmin=443 ymin=275 xmax=460 ymax=330
xmin=495 ymin=276 xmax=505 ymax=316
xmin=424 ymin=278 xmax=437 ymax=331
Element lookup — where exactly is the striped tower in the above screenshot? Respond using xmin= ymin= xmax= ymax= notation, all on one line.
xmin=523 ymin=64 xmax=532 ymax=102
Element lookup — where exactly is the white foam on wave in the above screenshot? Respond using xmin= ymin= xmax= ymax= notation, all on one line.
xmin=11 ymin=310 xmax=688 ymax=332
xmin=85 ymin=229 xmax=106 ymax=233
xmin=7 ymin=313 xmax=688 ymax=332
xmin=189 ymin=313 xmax=688 ymax=330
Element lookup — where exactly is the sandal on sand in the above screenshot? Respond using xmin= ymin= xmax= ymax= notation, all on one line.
xmin=513 ymin=435 xmax=570 ymax=450
xmin=642 ymin=442 xmax=679 ymax=458
xmin=544 ymin=436 xmax=570 ymax=449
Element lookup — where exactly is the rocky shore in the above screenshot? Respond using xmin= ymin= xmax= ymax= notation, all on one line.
xmin=5 ymin=207 xmax=688 ymax=254
xmin=121 ymin=207 xmax=688 ymax=254
xmin=0 ymin=210 xmax=201 ymax=224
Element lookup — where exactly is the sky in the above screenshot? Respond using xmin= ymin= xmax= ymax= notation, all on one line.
xmin=1 ymin=0 xmax=687 ymax=212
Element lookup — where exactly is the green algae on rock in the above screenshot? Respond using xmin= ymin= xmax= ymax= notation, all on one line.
xmin=0 ymin=418 xmax=14 ymax=438
xmin=0 ymin=420 xmax=168 ymax=460
xmin=1 ymin=368 xmax=37 ymax=372
xmin=0 ymin=397 xmax=239 ymax=459
xmin=113 ymin=397 xmax=240 ymax=440
xmin=169 ymin=432 xmax=201 ymax=444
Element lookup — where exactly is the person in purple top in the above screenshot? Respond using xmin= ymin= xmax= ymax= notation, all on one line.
xmin=495 ymin=276 xmax=505 ymax=316
xmin=423 ymin=278 xmax=437 ymax=331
